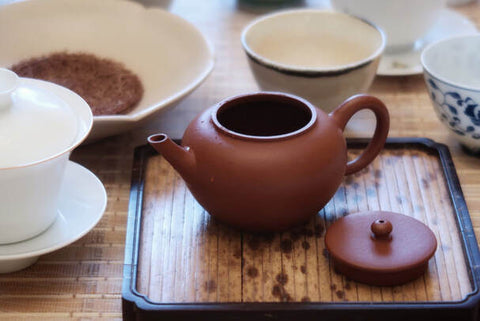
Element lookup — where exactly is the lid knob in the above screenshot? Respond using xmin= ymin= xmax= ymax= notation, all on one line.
xmin=0 ymin=68 xmax=19 ymax=110
xmin=371 ymin=219 xmax=393 ymax=239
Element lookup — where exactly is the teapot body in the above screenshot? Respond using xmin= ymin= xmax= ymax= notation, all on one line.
xmin=149 ymin=92 xmax=389 ymax=232
xmin=181 ymin=95 xmax=347 ymax=231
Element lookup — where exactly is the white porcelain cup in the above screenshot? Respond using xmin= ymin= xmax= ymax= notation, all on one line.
xmin=0 ymin=69 xmax=93 ymax=244
xmin=331 ymin=0 xmax=445 ymax=53
xmin=241 ymin=9 xmax=385 ymax=112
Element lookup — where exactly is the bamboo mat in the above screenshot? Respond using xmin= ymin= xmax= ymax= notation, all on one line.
xmin=136 ymin=146 xmax=473 ymax=303
xmin=0 ymin=0 xmax=480 ymax=320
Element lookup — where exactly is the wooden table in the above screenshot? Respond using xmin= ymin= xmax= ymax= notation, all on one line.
xmin=1 ymin=1 xmax=480 ymax=320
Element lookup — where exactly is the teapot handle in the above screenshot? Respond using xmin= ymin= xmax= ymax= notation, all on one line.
xmin=329 ymin=94 xmax=390 ymax=175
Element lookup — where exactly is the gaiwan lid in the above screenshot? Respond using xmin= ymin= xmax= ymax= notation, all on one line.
xmin=0 ymin=68 xmax=92 ymax=168
xmin=325 ymin=211 xmax=437 ymax=286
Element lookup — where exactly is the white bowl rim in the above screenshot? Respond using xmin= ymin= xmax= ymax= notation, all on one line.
xmin=421 ymin=34 xmax=480 ymax=92
xmin=0 ymin=78 xmax=93 ymax=171
xmin=0 ymin=0 xmax=215 ymax=129
xmin=241 ymin=9 xmax=386 ymax=75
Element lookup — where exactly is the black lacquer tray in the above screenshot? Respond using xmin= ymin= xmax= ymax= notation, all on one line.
xmin=122 ymin=138 xmax=480 ymax=321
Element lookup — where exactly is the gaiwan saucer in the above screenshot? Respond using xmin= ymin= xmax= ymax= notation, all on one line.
xmin=0 ymin=161 xmax=107 ymax=273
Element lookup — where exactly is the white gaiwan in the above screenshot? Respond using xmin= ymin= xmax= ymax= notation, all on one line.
xmin=0 ymin=68 xmax=92 ymax=244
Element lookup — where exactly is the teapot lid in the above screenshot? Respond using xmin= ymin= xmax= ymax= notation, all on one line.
xmin=325 ymin=211 xmax=437 ymax=286
xmin=0 ymin=68 xmax=92 ymax=168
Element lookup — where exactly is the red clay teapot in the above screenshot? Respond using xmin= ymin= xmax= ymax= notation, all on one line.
xmin=148 ymin=92 xmax=389 ymax=231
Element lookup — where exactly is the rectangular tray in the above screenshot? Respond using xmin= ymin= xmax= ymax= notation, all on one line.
xmin=122 ymin=138 xmax=480 ymax=321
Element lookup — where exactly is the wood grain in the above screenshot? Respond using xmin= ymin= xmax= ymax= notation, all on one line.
xmin=136 ymin=146 xmax=473 ymax=303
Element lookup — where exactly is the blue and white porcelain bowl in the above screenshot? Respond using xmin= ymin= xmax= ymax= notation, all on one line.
xmin=421 ymin=34 xmax=480 ymax=153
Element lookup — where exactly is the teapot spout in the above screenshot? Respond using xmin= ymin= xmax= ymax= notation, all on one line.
xmin=148 ymin=134 xmax=196 ymax=180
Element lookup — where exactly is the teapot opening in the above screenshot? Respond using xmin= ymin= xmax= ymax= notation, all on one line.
xmin=213 ymin=92 xmax=316 ymax=140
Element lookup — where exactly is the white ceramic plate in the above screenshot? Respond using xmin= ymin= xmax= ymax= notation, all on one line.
xmin=377 ymin=8 xmax=477 ymax=76
xmin=0 ymin=0 xmax=214 ymax=141
xmin=0 ymin=161 xmax=107 ymax=273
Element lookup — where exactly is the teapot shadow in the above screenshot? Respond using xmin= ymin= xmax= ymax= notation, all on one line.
xmin=202 ymin=212 xmax=328 ymax=253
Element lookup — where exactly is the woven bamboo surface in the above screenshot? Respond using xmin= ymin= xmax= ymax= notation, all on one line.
xmin=1 ymin=0 xmax=480 ymax=320
xmin=137 ymin=146 xmax=472 ymax=303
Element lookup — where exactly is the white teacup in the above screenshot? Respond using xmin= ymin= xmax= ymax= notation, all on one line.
xmin=241 ymin=9 xmax=385 ymax=112
xmin=331 ymin=0 xmax=445 ymax=53
xmin=0 ymin=69 xmax=92 ymax=244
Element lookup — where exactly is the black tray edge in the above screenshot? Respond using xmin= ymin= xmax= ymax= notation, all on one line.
xmin=122 ymin=137 xmax=480 ymax=321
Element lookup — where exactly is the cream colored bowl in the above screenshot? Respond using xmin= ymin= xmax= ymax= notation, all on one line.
xmin=0 ymin=0 xmax=214 ymax=141
xmin=241 ymin=9 xmax=385 ymax=112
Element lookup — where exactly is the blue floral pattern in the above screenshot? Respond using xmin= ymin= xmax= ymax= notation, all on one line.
xmin=427 ymin=78 xmax=480 ymax=140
